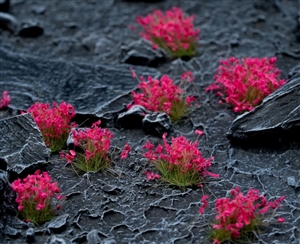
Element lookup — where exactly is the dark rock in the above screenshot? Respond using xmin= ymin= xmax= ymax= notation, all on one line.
xmin=0 ymin=12 xmax=18 ymax=33
xmin=117 ymin=105 xmax=150 ymax=129
xmin=31 ymin=5 xmax=46 ymax=15
xmin=121 ymin=39 xmax=166 ymax=67
xmin=47 ymin=214 xmax=69 ymax=230
xmin=81 ymin=34 xmax=100 ymax=51
xmin=227 ymin=67 xmax=300 ymax=145
xmin=95 ymin=37 xmax=113 ymax=55
xmin=86 ymin=229 xmax=101 ymax=244
xmin=123 ymin=0 xmax=164 ymax=2
xmin=26 ymin=227 xmax=35 ymax=242
xmin=63 ymin=22 xmax=77 ymax=29
xmin=0 ymin=113 xmax=50 ymax=174
xmin=4 ymin=225 xmax=22 ymax=236
xmin=102 ymin=239 xmax=117 ymax=244
xmin=19 ymin=19 xmax=43 ymax=37
xmin=142 ymin=112 xmax=173 ymax=137
xmin=296 ymin=16 xmax=300 ymax=42
xmin=0 ymin=0 xmax=9 ymax=12
xmin=0 ymin=47 xmax=159 ymax=115
xmin=45 ymin=235 xmax=72 ymax=244
xmin=0 ymin=169 xmax=16 ymax=217
xmin=230 ymin=33 xmax=240 ymax=47
xmin=288 ymin=64 xmax=300 ymax=78
xmin=287 ymin=176 xmax=296 ymax=187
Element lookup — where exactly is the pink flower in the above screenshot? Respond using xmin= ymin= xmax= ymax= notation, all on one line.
xmin=133 ymin=7 xmax=200 ymax=58
xmin=64 ymin=120 xmax=113 ymax=172
xmin=181 ymin=71 xmax=195 ymax=83
xmin=199 ymin=195 xmax=209 ymax=214
xmin=143 ymin=134 xmax=218 ymax=187
xmin=144 ymin=171 xmax=160 ymax=181
xmin=60 ymin=150 xmax=76 ymax=164
xmin=206 ymin=57 xmax=286 ymax=113
xmin=277 ymin=217 xmax=285 ymax=223
xmin=11 ymin=170 xmax=64 ymax=224
xmin=129 ymin=67 xmax=137 ymax=78
xmin=210 ymin=187 xmax=285 ymax=242
xmin=129 ymin=70 xmax=194 ymax=121
xmin=0 ymin=91 xmax=11 ymax=108
xmin=195 ymin=130 xmax=204 ymax=136
xmin=28 ymin=102 xmax=76 ymax=152
xmin=121 ymin=143 xmax=131 ymax=159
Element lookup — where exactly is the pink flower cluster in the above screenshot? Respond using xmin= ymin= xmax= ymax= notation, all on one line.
xmin=60 ymin=120 xmax=113 ymax=173
xmin=72 ymin=120 xmax=113 ymax=162
xmin=135 ymin=7 xmax=200 ymax=57
xmin=145 ymin=171 xmax=160 ymax=181
xmin=121 ymin=143 xmax=131 ymax=159
xmin=0 ymin=91 xmax=11 ymax=109
xmin=200 ymin=187 xmax=285 ymax=243
xmin=11 ymin=170 xmax=64 ymax=223
xmin=143 ymin=133 xmax=218 ymax=180
xmin=128 ymin=71 xmax=195 ymax=121
xmin=206 ymin=57 xmax=286 ymax=113
xmin=28 ymin=102 xmax=76 ymax=151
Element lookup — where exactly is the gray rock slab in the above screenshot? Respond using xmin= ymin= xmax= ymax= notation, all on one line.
xmin=227 ymin=68 xmax=300 ymax=143
xmin=0 ymin=47 xmax=159 ymax=116
xmin=0 ymin=113 xmax=50 ymax=174
xmin=121 ymin=38 xmax=166 ymax=67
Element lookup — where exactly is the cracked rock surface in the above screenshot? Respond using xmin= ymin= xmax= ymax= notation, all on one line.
xmin=228 ymin=69 xmax=300 ymax=145
xmin=0 ymin=113 xmax=49 ymax=174
xmin=0 ymin=0 xmax=300 ymax=243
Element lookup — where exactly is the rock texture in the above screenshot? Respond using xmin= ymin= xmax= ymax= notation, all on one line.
xmin=0 ymin=113 xmax=50 ymax=174
xmin=121 ymin=39 xmax=166 ymax=67
xmin=0 ymin=47 xmax=158 ymax=116
xmin=228 ymin=68 xmax=300 ymax=144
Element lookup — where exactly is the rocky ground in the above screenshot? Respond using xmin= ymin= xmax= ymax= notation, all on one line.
xmin=0 ymin=0 xmax=300 ymax=243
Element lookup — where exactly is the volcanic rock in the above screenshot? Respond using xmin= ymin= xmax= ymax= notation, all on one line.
xmin=142 ymin=112 xmax=173 ymax=137
xmin=227 ymin=67 xmax=300 ymax=145
xmin=0 ymin=113 xmax=50 ymax=174
xmin=0 ymin=0 xmax=9 ymax=12
xmin=31 ymin=5 xmax=46 ymax=15
xmin=45 ymin=235 xmax=72 ymax=244
xmin=0 ymin=47 xmax=159 ymax=115
xmin=95 ymin=37 xmax=113 ymax=55
xmin=121 ymin=39 xmax=166 ymax=67
xmin=296 ymin=15 xmax=300 ymax=42
xmin=0 ymin=169 xmax=16 ymax=217
xmin=86 ymin=229 xmax=101 ymax=244
xmin=47 ymin=214 xmax=69 ymax=230
xmin=117 ymin=105 xmax=150 ymax=129
xmin=0 ymin=12 xmax=18 ymax=32
xmin=26 ymin=228 xmax=35 ymax=242
xmin=19 ymin=19 xmax=43 ymax=37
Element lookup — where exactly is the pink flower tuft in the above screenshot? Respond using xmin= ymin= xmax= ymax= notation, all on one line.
xmin=206 ymin=57 xmax=286 ymax=113
xmin=0 ymin=91 xmax=11 ymax=108
xmin=121 ymin=143 xmax=131 ymax=159
xmin=133 ymin=7 xmax=200 ymax=58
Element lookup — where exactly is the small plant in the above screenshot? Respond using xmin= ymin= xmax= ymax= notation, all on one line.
xmin=206 ymin=57 xmax=286 ymax=113
xmin=199 ymin=188 xmax=285 ymax=244
xmin=11 ymin=170 xmax=64 ymax=225
xmin=128 ymin=68 xmax=196 ymax=122
xmin=121 ymin=143 xmax=131 ymax=159
xmin=133 ymin=7 xmax=200 ymax=58
xmin=142 ymin=132 xmax=218 ymax=187
xmin=28 ymin=102 xmax=76 ymax=152
xmin=0 ymin=90 xmax=11 ymax=109
xmin=60 ymin=120 xmax=113 ymax=173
